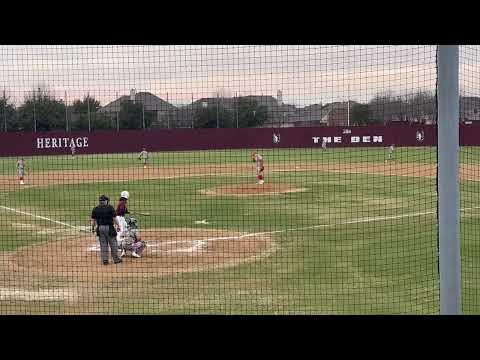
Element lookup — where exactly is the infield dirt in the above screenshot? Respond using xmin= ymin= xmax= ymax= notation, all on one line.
xmin=0 ymin=162 xmax=478 ymax=191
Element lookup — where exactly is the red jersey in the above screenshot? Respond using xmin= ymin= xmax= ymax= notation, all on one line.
xmin=254 ymin=153 xmax=264 ymax=171
xmin=116 ymin=199 xmax=129 ymax=217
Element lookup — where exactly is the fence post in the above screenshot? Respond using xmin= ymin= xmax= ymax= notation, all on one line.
xmin=167 ymin=92 xmax=170 ymax=128
xmin=33 ymin=96 xmax=36 ymax=133
xmin=438 ymin=45 xmax=461 ymax=315
xmin=87 ymin=93 xmax=91 ymax=132
xmin=116 ymin=92 xmax=119 ymax=131
xmin=3 ymin=89 xmax=6 ymax=132
xmin=65 ymin=91 xmax=68 ymax=132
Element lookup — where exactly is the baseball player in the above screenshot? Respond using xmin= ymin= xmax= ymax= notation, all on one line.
xmin=70 ymin=143 xmax=76 ymax=158
xmin=16 ymin=158 xmax=26 ymax=185
xmin=251 ymin=152 xmax=264 ymax=185
xmin=119 ymin=217 xmax=146 ymax=258
xmin=388 ymin=144 xmax=395 ymax=161
xmin=138 ymin=147 xmax=149 ymax=169
xmin=321 ymin=138 xmax=327 ymax=150
xmin=116 ymin=191 xmax=130 ymax=244
xmin=91 ymin=195 xmax=122 ymax=265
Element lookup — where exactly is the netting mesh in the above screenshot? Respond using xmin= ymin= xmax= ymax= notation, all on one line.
xmin=0 ymin=45 xmax=454 ymax=314
xmin=459 ymin=45 xmax=480 ymax=314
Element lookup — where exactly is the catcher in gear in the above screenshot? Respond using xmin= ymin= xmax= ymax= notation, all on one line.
xmin=119 ymin=217 xmax=147 ymax=258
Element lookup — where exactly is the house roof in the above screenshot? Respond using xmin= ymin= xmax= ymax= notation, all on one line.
xmin=100 ymin=92 xmax=176 ymax=112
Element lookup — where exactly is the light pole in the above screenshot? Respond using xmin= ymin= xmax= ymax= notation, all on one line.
xmin=236 ymin=92 xmax=239 ymax=128
xmin=191 ymin=93 xmax=194 ymax=128
xmin=87 ymin=93 xmax=91 ymax=132
xmin=166 ymin=92 xmax=170 ymax=129
xmin=216 ymin=93 xmax=219 ymax=128
xmin=347 ymin=83 xmax=350 ymax=127
xmin=33 ymin=91 xmax=36 ymax=133
xmin=2 ymin=89 xmax=6 ymax=132
xmin=3 ymin=101 xmax=5 ymax=133
xmin=116 ymin=92 xmax=119 ymax=131
xmin=65 ymin=91 xmax=68 ymax=132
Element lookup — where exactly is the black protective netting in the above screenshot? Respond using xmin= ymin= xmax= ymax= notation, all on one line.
xmin=459 ymin=45 xmax=480 ymax=314
xmin=0 ymin=45 xmax=444 ymax=314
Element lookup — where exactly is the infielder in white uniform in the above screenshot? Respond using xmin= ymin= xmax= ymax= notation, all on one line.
xmin=388 ymin=144 xmax=395 ymax=160
xmin=138 ymin=148 xmax=149 ymax=169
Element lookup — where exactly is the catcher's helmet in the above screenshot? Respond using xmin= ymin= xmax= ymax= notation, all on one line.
xmin=127 ymin=217 xmax=138 ymax=228
xmin=120 ymin=190 xmax=130 ymax=199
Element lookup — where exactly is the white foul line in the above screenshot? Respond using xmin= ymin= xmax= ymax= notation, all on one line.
xmin=171 ymin=205 xmax=480 ymax=243
xmin=2 ymin=204 xmax=480 ymax=246
xmin=0 ymin=205 xmax=83 ymax=231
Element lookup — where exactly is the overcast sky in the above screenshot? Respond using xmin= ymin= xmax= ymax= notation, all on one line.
xmin=0 ymin=45 xmax=477 ymax=107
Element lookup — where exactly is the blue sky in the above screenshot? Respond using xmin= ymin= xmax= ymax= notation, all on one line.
xmin=0 ymin=45 xmax=473 ymax=107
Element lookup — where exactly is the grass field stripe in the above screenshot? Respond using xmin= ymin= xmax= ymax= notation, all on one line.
xmin=204 ymin=205 xmax=480 ymax=242
xmin=3 ymin=204 xmax=480 ymax=245
xmin=0 ymin=205 xmax=81 ymax=231
xmin=176 ymin=210 xmax=439 ymax=244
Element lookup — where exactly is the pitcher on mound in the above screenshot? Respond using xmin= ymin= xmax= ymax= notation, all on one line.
xmin=16 ymin=158 xmax=26 ymax=185
xmin=251 ymin=152 xmax=264 ymax=185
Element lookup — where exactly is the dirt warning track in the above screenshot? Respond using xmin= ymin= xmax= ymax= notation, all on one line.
xmin=0 ymin=161 xmax=479 ymax=192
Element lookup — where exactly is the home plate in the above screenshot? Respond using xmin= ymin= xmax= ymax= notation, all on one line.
xmin=195 ymin=219 xmax=209 ymax=225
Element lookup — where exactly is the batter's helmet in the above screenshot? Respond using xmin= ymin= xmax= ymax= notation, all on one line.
xmin=121 ymin=191 xmax=130 ymax=199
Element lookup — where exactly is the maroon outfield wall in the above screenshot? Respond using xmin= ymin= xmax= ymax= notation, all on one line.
xmin=0 ymin=123 xmax=477 ymax=157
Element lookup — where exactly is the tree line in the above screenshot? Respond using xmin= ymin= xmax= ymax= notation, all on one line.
xmin=191 ymin=98 xmax=268 ymax=129
xmin=0 ymin=87 xmax=438 ymax=132
xmin=0 ymin=88 xmax=158 ymax=132
xmin=0 ymin=88 xmax=268 ymax=132
xmin=349 ymin=90 xmax=436 ymax=126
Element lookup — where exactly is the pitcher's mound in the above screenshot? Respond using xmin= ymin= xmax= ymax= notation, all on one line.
xmin=200 ymin=183 xmax=307 ymax=196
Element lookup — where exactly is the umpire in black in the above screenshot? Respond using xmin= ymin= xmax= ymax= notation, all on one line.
xmin=91 ymin=195 xmax=122 ymax=265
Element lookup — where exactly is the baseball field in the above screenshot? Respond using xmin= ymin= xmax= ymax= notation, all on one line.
xmin=0 ymin=146 xmax=479 ymax=314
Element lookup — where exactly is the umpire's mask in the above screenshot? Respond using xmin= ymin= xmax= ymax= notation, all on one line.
xmin=99 ymin=195 xmax=109 ymax=205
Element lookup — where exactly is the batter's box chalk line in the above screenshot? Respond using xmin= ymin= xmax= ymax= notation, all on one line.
xmin=195 ymin=219 xmax=209 ymax=224
xmin=87 ymin=239 xmax=209 ymax=254
xmin=0 ymin=287 xmax=79 ymax=302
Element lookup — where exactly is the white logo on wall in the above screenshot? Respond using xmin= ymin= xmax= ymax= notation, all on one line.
xmin=36 ymin=137 xmax=89 ymax=149
xmin=273 ymin=133 xmax=281 ymax=144
xmin=416 ymin=130 xmax=425 ymax=142
xmin=312 ymin=135 xmax=383 ymax=144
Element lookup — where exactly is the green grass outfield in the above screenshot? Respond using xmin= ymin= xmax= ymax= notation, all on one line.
xmin=0 ymin=146 xmax=479 ymax=314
